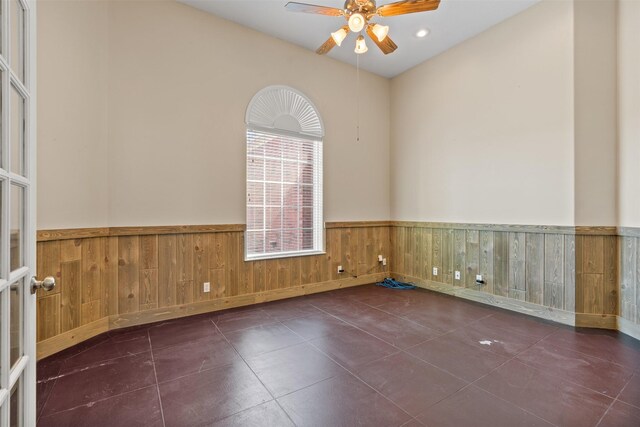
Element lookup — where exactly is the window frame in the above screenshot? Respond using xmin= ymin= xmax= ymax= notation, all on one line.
xmin=244 ymin=86 xmax=325 ymax=262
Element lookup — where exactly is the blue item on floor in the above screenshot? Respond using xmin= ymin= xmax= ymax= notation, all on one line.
xmin=376 ymin=277 xmax=417 ymax=290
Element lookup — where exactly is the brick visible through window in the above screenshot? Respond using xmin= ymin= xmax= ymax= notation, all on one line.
xmin=246 ymin=129 xmax=323 ymax=259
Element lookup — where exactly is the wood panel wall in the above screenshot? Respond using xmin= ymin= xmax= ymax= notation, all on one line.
xmin=35 ymin=222 xmax=640 ymax=359
xmin=389 ymin=224 xmax=622 ymax=327
xmin=35 ymin=224 xmax=390 ymax=358
xmin=620 ymin=231 xmax=640 ymax=328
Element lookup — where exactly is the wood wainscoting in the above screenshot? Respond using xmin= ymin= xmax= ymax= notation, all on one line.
xmin=35 ymin=221 xmax=640 ymax=359
xmin=35 ymin=222 xmax=391 ymax=359
xmin=619 ymin=228 xmax=640 ymax=339
xmin=389 ymin=222 xmax=640 ymax=339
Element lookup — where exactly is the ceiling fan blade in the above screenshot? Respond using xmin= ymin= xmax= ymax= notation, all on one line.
xmin=366 ymin=26 xmax=398 ymax=54
xmin=376 ymin=0 xmax=440 ymax=17
xmin=285 ymin=2 xmax=345 ymax=17
xmin=316 ymin=36 xmax=337 ymax=55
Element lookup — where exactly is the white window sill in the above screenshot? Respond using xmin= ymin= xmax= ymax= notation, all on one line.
xmin=245 ymin=249 xmax=326 ymax=262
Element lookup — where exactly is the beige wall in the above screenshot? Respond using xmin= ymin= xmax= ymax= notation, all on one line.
xmin=37 ymin=0 xmax=110 ymax=229
xmin=618 ymin=0 xmax=640 ymax=228
xmin=390 ymin=1 xmax=575 ymax=225
xmin=38 ymin=0 xmax=391 ymax=229
xmin=38 ymin=0 xmax=637 ymax=230
xmin=573 ymin=0 xmax=618 ymax=226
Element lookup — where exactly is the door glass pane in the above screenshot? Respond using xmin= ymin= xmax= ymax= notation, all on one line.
xmin=10 ymin=281 xmax=23 ymax=368
xmin=0 ymin=181 xmax=3 ymax=274
xmin=0 ymin=70 xmax=3 ymax=169
xmin=10 ymin=377 xmax=22 ymax=427
xmin=10 ymin=0 xmax=25 ymax=82
xmin=10 ymin=184 xmax=24 ymax=272
xmin=10 ymin=85 xmax=25 ymax=176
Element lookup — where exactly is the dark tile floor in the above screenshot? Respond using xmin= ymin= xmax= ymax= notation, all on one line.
xmin=36 ymin=285 xmax=640 ymax=427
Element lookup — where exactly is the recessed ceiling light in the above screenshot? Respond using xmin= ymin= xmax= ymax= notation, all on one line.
xmin=416 ymin=29 xmax=430 ymax=38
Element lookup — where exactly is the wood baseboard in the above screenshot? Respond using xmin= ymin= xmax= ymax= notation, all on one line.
xmin=392 ymin=272 xmax=576 ymax=327
xmin=575 ymin=313 xmax=617 ymax=329
xmin=109 ymin=273 xmax=386 ymax=330
xmin=617 ymin=316 xmax=640 ymax=341
xmin=37 ymin=272 xmax=386 ymax=360
xmin=36 ymin=318 xmax=110 ymax=361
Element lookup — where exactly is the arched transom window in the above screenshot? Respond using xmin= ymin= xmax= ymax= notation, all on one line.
xmin=245 ymin=86 xmax=324 ymax=260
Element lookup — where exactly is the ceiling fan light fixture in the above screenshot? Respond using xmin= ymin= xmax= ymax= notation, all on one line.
xmin=348 ymin=12 xmax=366 ymax=32
xmin=354 ymin=35 xmax=368 ymax=54
xmin=331 ymin=27 xmax=348 ymax=46
xmin=285 ymin=0 xmax=443 ymax=56
xmin=370 ymin=24 xmax=389 ymax=42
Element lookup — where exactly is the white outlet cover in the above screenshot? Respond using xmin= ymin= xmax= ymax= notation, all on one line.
xmin=433 ymin=267 xmax=438 ymax=276
xmin=455 ymin=271 xmax=461 ymax=280
xmin=382 ymin=258 xmax=387 ymax=266
xmin=476 ymin=275 xmax=483 ymax=281
xmin=204 ymin=282 xmax=211 ymax=292
xmin=378 ymin=255 xmax=384 ymax=262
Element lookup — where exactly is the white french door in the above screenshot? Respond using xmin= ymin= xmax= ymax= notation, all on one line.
xmin=0 ymin=0 xmax=36 ymax=426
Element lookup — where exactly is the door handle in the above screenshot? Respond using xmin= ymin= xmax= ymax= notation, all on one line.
xmin=31 ymin=276 xmax=56 ymax=294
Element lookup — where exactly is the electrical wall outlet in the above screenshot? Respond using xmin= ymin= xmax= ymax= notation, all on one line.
xmin=338 ymin=265 xmax=345 ymax=274
xmin=455 ymin=271 xmax=461 ymax=280
xmin=203 ymin=282 xmax=211 ymax=293
xmin=378 ymin=255 xmax=384 ymax=262
xmin=382 ymin=258 xmax=387 ymax=266
xmin=433 ymin=267 xmax=438 ymax=276
xmin=476 ymin=274 xmax=483 ymax=282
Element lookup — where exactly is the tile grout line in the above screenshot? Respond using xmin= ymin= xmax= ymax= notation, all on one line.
xmin=337 ymin=291 xmax=561 ymax=426
xmin=147 ymin=330 xmax=167 ymax=427
xmin=377 ymin=318 xmax=555 ymax=424
xmin=544 ymin=325 xmax=640 ymax=366
xmin=309 ymin=298 xmax=506 ymax=375
xmin=151 ymin=314 xmax=324 ymax=387
xmin=305 ymin=296 xmax=547 ymax=416
xmin=49 ymin=347 xmax=152 ymax=379
xmin=49 ymin=335 xmax=112 ymax=363
xmin=307 ymin=302 xmax=436 ymax=352
xmin=346 ymin=288 xmax=632 ymax=419
xmin=36 ymin=361 xmax=63 ymax=422
xmin=531 ymin=328 xmax=640 ymax=372
xmin=614 ymin=372 xmax=640 ymax=410
xmin=211 ymin=319 xmax=299 ymax=427
xmin=511 ymin=349 xmax=633 ymax=401
xmin=453 ymin=331 xmax=567 ymax=427
xmin=213 ymin=307 xmax=279 ymax=334
xmin=278 ymin=320 xmax=416 ymax=424
xmin=315 ymin=293 xmax=450 ymax=334
xmin=143 ymin=316 xmax=237 ymax=385
xmin=500 ymin=315 xmax=640 ymax=373
xmin=36 ymin=286 xmax=640 ymax=426
xmin=311 ymin=290 xmax=633 ymax=426
xmin=37 ymin=384 xmax=160 ymax=420
xmin=311 ymin=292 xmax=505 ymax=349
xmin=362 ymin=288 xmax=569 ymax=341
xmin=408 ymin=417 xmax=425 ymax=427
xmin=595 ymin=372 xmax=637 ymax=426
xmin=36 ymin=331 xmax=131 ymax=422
xmin=38 ymin=341 xmax=158 ymax=420
xmin=464 ymin=313 xmax=639 ymax=402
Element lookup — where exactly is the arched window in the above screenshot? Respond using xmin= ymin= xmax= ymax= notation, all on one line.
xmin=245 ymin=86 xmax=324 ymax=260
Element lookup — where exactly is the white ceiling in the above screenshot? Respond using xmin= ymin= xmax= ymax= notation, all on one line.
xmin=178 ymin=0 xmax=540 ymax=78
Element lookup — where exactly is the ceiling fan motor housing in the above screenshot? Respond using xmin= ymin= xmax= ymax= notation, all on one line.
xmin=346 ymin=0 xmax=377 ymax=18
xmin=285 ymin=0 xmax=441 ymax=55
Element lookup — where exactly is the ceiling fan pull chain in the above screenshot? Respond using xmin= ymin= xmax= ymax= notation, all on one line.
xmin=356 ymin=52 xmax=360 ymax=143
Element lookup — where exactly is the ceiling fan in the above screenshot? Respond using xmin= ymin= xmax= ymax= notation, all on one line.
xmin=285 ymin=0 xmax=441 ymax=55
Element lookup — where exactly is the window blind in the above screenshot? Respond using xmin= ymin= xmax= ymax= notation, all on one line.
xmin=246 ymin=129 xmax=323 ymax=260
